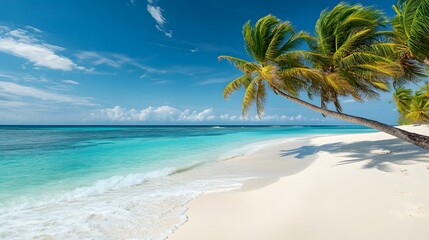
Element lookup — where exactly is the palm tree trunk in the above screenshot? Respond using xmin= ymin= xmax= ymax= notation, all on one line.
xmin=273 ymin=88 xmax=429 ymax=150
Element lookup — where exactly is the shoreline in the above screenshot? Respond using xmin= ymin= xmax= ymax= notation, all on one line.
xmin=162 ymin=135 xmax=319 ymax=238
xmin=168 ymin=125 xmax=429 ymax=240
xmin=0 ymin=132 xmax=328 ymax=240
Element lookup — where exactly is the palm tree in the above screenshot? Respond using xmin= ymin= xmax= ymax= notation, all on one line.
xmin=392 ymin=0 xmax=429 ymax=67
xmin=388 ymin=0 xmax=429 ymax=84
xmin=407 ymin=93 xmax=429 ymax=123
xmin=394 ymin=83 xmax=429 ymax=124
xmin=392 ymin=87 xmax=413 ymax=124
xmin=220 ymin=3 xmax=429 ymax=149
xmin=390 ymin=0 xmax=429 ymax=123
xmin=416 ymin=82 xmax=429 ymax=97
xmin=393 ymin=87 xmax=413 ymax=114
xmin=220 ymin=15 xmax=312 ymax=117
xmin=295 ymin=3 xmax=403 ymax=113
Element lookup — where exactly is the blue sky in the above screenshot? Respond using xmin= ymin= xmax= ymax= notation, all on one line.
xmin=0 ymin=0 xmax=405 ymax=124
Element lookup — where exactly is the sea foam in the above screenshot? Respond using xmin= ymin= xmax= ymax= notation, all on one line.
xmin=0 ymin=168 xmax=246 ymax=240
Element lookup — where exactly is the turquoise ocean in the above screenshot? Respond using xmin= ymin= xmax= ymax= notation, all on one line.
xmin=0 ymin=125 xmax=375 ymax=239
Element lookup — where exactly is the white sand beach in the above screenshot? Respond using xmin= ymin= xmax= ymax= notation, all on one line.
xmin=169 ymin=125 xmax=429 ymax=240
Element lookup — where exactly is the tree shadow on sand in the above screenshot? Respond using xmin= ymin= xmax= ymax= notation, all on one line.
xmin=280 ymin=138 xmax=429 ymax=172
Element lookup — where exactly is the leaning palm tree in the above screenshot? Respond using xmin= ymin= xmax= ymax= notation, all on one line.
xmin=220 ymin=3 xmax=429 ymax=149
xmin=295 ymin=3 xmax=403 ymax=113
xmin=220 ymin=15 xmax=312 ymax=117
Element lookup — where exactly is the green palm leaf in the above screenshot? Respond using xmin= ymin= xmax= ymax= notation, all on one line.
xmin=220 ymin=14 xmax=310 ymax=118
xmin=223 ymin=74 xmax=253 ymax=99
xmin=308 ymin=3 xmax=400 ymax=112
xmin=393 ymin=87 xmax=413 ymax=114
xmin=406 ymin=95 xmax=429 ymax=123
xmin=392 ymin=0 xmax=429 ymax=69
xmin=218 ymin=56 xmax=258 ymax=73
xmin=255 ymin=80 xmax=267 ymax=118
xmin=242 ymin=80 xmax=257 ymax=117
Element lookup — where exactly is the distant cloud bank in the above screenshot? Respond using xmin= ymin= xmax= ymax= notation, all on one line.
xmin=98 ymin=105 xmax=321 ymax=122
xmin=100 ymin=105 xmax=215 ymax=121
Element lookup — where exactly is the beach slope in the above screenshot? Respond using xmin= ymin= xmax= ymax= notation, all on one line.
xmin=169 ymin=126 xmax=429 ymax=240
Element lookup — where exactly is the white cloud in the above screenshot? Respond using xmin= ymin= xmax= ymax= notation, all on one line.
xmin=197 ymin=78 xmax=229 ymax=85
xmin=219 ymin=113 xmax=314 ymax=122
xmin=147 ymin=5 xmax=165 ymax=26
xmin=99 ymin=106 xmax=321 ymax=123
xmin=0 ymin=26 xmax=82 ymax=71
xmin=152 ymin=80 xmax=171 ymax=84
xmin=219 ymin=114 xmax=230 ymax=120
xmin=100 ymin=105 xmax=215 ymax=121
xmin=178 ymin=108 xmax=215 ymax=121
xmin=147 ymin=1 xmax=173 ymax=38
xmin=0 ymin=81 xmax=95 ymax=106
xmin=76 ymin=51 xmax=216 ymax=77
xmin=62 ymin=80 xmax=79 ymax=85
xmin=25 ymin=26 xmax=42 ymax=33
xmin=0 ymin=99 xmax=29 ymax=107
xmin=0 ymin=72 xmax=19 ymax=81
xmin=75 ymin=51 xmax=121 ymax=68
xmin=229 ymin=115 xmax=239 ymax=121
xmin=76 ymin=51 xmax=164 ymax=73
xmin=0 ymin=71 xmax=60 ymax=83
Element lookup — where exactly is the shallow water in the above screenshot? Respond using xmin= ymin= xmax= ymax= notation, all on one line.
xmin=0 ymin=125 xmax=375 ymax=239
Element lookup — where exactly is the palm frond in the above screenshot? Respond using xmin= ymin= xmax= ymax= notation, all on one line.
xmin=253 ymin=15 xmax=281 ymax=62
xmin=392 ymin=0 xmax=429 ymax=61
xmin=393 ymin=87 xmax=413 ymax=114
xmin=279 ymin=67 xmax=324 ymax=83
xmin=340 ymin=52 xmax=396 ymax=68
xmin=243 ymin=21 xmax=257 ymax=59
xmin=223 ymin=74 xmax=253 ymax=99
xmin=255 ymin=80 xmax=266 ymax=118
xmin=334 ymin=28 xmax=372 ymax=61
xmin=242 ymin=80 xmax=257 ymax=117
xmin=218 ymin=55 xmax=258 ymax=73
xmin=265 ymin=21 xmax=294 ymax=60
xmin=406 ymin=95 xmax=429 ymax=123
xmin=280 ymin=31 xmax=314 ymax=52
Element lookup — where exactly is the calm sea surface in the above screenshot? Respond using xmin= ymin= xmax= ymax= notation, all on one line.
xmin=0 ymin=125 xmax=375 ymax=239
